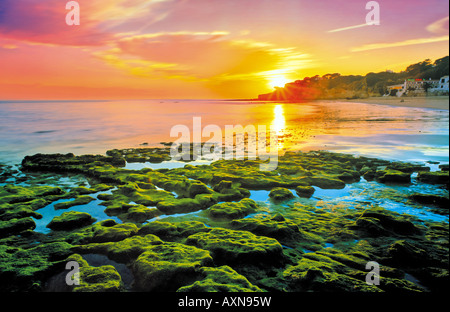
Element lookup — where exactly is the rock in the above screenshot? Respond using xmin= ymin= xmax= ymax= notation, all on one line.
xmin=0 ymin=242 xmax=73 ymax=291
xmin=283 ymin=256 xmax=380 ymax=292
xmin=295 ymin=185 xmax=315 ymax=198
xmin=304 ymin=176 xmax=346 ymax=189
xmin=269 ymin=187 xmax=295 ymax=201
xmin=132 ymin=242 xmax=213 ymax=291
xmin=54 ymin=195 xmax=95 ymax=210
xmin=138 ymin=221 xmax=210 ymax=241
xmin=177 ymin=266 xmax=262 ymax=292
xmin=353 ymin=208 xmax=422 ymax=236
xmin=0 ymin=217 xmax=36 ymax=237
xmin=213 ymin=180 xmax=233 ymax=192
xmin=47 ymin=211 xmax=96 ymax=231
xmin=85 ymin=222 xmax=139 ymax=244
xmin=375 ymin=169 xmax=411 ymax=184
xmin=67 ymin=254 xmax=123 ymax=292
xmin=72 ymin=234 xmax=163 ymax=263
xmin=187 ymin=181 xmax=213 ymax=197
xmin=208 ymin=199 xmax=258 ymax=220
xmin=409 ymin=193 xmax=449 ymax=209
xmin=185 ymin=228 xmax=284 ymax=265
xmin=417 ymin=171 xmax=449 ymax=185
xmin=386 ymin=240 xmax=429 ymax=267
xmin=230 ymin=215 xmax=321 ymax=248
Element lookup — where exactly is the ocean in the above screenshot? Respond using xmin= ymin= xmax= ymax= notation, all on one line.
xmin=0 ymin=99 xmax=448 ymax=165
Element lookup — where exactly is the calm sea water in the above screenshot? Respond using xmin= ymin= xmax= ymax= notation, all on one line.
xmin=0 ymin=99 xmax=448 ymax=165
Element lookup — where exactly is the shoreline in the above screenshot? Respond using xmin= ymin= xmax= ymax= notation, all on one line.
xmin=340 ymin=96 xmax=449 ymax=110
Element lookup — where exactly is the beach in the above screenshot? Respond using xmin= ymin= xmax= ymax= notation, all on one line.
xmin=345 ymin=96 xmax=449 ymax=110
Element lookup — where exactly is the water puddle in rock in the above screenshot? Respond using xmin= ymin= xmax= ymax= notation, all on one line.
xmin=33 ymin=188 xmax=122 ymax=234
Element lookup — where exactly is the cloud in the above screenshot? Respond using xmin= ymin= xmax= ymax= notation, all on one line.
xmin=97 ymin=32 xmax=310 ymax=82
xmin=426 ymin=16 xmax=449 ymax=34
xmin=0 ymin=0 xmax=175 ymax=46
xmin=351 ymin=35 xmax=449 ymax=52
xmin=327 ymin=23 xmax=370 ymax=33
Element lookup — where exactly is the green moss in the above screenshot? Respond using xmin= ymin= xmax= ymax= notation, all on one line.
xmin=54 ymin=195 xmax=95 ymax=210
xmin=295 ymin=185 xmax=315 ymax=198
xmin=47 ymin=211 xmax=96 ymax=231
xmin=177 ymin=266 xmax=262 ymax=292
xmin=186 ymin=228 xmax=284 ymax=265
xmin=72 ymin=234 xmax=163 ymax=263
xmin=138 ymin=220 xmax=211 ymax=241
xmin=283 ymin=252 xmax=381 ymax=292
xmin=417 ymin=171 xmax=449 ymax=185
xmin=351 ymin=207 xmax=422 ymax=237
xmin=230 ymin=214 xmax=322 ymax=248
xmin=67 ymin=254 xmax=123 ymax=292
xmin=208 ymin=199 xmax=258 ymax=220
xmin=0 ymin=241 xmax=72 ymax=291
xmin=269 ymin=187 xmax=295 ymax=201
xmin=0 ymin=217 xmax=36 ymax=237
xmin=132 ymin=242 xmax=213 ymax=291
xmin=68 ymin=220 xmax=139 ymax=244
xmin=375 ymin=169 xmax=411 ymax=184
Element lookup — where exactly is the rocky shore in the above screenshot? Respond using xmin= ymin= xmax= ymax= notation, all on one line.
xmin=0 ymin=146 xmax=448 ymax=292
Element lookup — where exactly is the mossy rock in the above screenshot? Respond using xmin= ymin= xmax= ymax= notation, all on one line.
xmin=295 ymin=185 xmax=315 ymax=198
xmin=67 ymin=220 xmax=138 ymax=244
xmin=208 ymin=198 xmax=258 ymax=220
xmin=185 ymin=228 xmax=284 ymax=266
xmin=230 ymin=214 xmax=322 ymax=248
xmin=67 ymin=254 xmax=123 ymax=292
xmin=352 ymin=207 xmax=422 ymax=236
xmin=177 ymin=266 xmax=262 ymax=292
xmin=283 ymin=254 xmax=381 ymax=292
xmin=0 ymin=242 xmax=73 ymax=291
xmin=54 ymin=195 xmax=95 ymax=210
xmin=0 ymin=184 xmax=64 ymax=205
xmin=138 ymin=221 xmax=210 ymax=241
xmin=0 ymin=217 xmax=36 ymax=237
xmin=409 ymin=193 xmax=449 ymax=209
xmin=417 ymin=171 xmax=449 ymax=185
xmin=132 ymin=242 xmax=213 ymax=291
xmin=302 ymin=176 xmax=346 ymax=189
xmin=47 ymin=211 xmax=96 ymax=231
xmin=0 ymin=203 xmax=43 ymax=221
xmin=104 ymin=202 xmax=162 ymax=224
xmin=375 ymin=169 xmax=411 ymax=184
xmin=72 ymin=234 xmax=163 ymax=263
xmin=386 ymin=240 xmax=429 ymax=267
xmin=269 ymin=187 xmax=295 ymax=201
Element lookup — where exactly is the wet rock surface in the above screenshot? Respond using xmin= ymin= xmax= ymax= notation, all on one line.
xmin=0 ymin=148 xmax=448 ymax=292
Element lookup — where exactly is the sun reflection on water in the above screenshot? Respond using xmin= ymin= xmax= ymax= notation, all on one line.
xmin=272 ymin=104 xmax=286 ymax=149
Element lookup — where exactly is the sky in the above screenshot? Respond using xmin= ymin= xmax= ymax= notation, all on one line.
xmin=0 ymin=0 xmax=448 ymax=100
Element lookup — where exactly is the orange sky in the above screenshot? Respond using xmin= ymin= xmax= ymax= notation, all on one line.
xmin=0 ymin=0 xmax=448 ymax=100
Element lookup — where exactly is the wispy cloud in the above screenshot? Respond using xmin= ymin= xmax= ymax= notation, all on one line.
xmin=351 ymin=35 xmax=449 ymax=52
xmin=327 ymin=23 xmax=370 ymax=33
xmin=426 ymin=16 xmax=449 ymax=34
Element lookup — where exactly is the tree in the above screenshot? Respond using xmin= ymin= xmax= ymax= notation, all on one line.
xmin=423 ymin=82 xmax=432 ymax=95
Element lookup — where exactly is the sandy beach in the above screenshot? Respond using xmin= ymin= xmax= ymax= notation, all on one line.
xmin=345 ymin=96 xmax=449 ymax=110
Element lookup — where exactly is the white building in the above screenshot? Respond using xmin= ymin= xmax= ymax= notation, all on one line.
xmin=388 ymin=75 xmax=449 ymax=96
xmin=429 ymin=75 xmax=449 ymax=94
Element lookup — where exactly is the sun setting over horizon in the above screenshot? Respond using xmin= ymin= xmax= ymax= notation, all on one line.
xmin=0 ymin=0 xmax=448 ymax=100
xmin=268 ymin=76 xmax=291 ymax=89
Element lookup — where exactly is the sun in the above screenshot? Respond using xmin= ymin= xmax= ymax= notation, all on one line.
xmin=268 ymin=76 xmax=291 ymax=89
